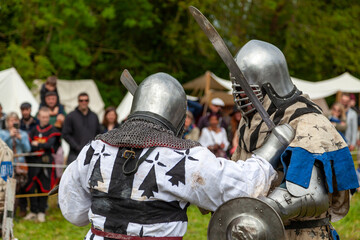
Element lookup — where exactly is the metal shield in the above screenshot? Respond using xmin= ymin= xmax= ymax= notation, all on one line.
xmin=208 ymin=197 xmax=285 ymax=240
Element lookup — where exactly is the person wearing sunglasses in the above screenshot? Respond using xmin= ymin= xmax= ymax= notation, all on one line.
xmin=62 ymin=92 xmax=101 ymax=165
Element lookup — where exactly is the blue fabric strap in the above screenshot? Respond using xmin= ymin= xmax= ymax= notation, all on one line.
xmin=280 ymin=146 xmax=359 ymax=193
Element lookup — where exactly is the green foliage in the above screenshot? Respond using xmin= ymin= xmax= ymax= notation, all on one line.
xmin=34 ymin=55 xmax=56 ymax=80
xmin=0 ymin=0 xmax=360 ymax=105
xmin=0 ymin=43 xmax=35 ymax=86
xmin=284 ymin=0 xmax=360 ymax=81
xmin=101 ymin=6 xmax=116 ymax=20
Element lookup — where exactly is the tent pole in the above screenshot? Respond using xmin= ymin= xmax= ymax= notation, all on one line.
xmin=336 ymin=91 xmax=342 ymax=103
xmin=202 ymin=71 xmax=211 ymax=115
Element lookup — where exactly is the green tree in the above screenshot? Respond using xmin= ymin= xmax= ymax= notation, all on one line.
xmin=1 ymin=0 xmax=360 ymax=107
xmin=284 ymin=0 xmax=360 ymax=81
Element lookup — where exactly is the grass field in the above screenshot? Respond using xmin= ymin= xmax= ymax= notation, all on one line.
xmin=12 ymin=192 xmax=360 ymax=240
xmin=332 ymin=192 xmax=360 ymax=240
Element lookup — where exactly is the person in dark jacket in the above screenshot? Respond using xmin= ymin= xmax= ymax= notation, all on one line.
xmin=62 ymin=92 xmax=101 ymax=165
xmin=20 ymin=102 xmax=39 ymax=133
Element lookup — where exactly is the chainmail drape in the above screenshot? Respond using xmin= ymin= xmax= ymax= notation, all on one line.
xmin=96 ymin=118 xmax=200 ymax=150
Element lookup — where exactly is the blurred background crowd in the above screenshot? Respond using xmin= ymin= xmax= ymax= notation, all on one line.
xmin=1 ymin=74 xmax=360 ymax=224
xmin=0 ymin=72 xmax=360 ymax=222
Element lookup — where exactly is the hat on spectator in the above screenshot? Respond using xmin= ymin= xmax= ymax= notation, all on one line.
xmin=20 ymin=102 xmax=31 ymax=110
xmin=45 ymin=91 xmax=57 ymax=97
xmin=211 ymin=98 xmax=225 ymax=107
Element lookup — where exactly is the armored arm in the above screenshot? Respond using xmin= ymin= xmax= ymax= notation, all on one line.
xmin=253 ymin=124 xmax=329 ymax=222
xmin=259 ymin=163 xmax=329 ymax=222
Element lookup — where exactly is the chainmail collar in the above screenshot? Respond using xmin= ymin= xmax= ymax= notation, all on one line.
xmin=95 ymin=117 xmax=201 ymax=150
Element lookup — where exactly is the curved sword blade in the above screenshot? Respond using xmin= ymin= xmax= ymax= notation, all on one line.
xmin=189 ymin=6 xmax=275 ymax=130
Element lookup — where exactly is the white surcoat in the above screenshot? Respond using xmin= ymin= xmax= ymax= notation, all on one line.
xmin=59 ymin=139 xmax=277 ymax=239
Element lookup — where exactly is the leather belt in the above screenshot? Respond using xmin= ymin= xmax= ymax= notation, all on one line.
xmin=91 ymin=227 xmax=183 ymax=240
xmin=285 ymin=218 xmax=330 ymax=229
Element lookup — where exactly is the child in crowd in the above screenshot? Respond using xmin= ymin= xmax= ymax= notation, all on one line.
xmin=329 ymin=102 xmax=347 ymax=142
xmin=40 ymin=76 xmax=60 ymax=107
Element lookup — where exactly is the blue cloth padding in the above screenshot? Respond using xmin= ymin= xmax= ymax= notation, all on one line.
xmin=280 ymin=147 xmax=359 ymax=193
xmin=331 ymin=228 xmax=340 ymax=240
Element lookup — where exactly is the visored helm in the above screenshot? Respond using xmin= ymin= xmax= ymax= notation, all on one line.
xmin=130 ymin=72 xmax=187 ymax=137
xmin=232 ymin=40 xmax=297 ymax=123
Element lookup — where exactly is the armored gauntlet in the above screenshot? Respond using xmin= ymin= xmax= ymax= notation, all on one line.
xmin=253 ymin=123 xmax=295 ymax=169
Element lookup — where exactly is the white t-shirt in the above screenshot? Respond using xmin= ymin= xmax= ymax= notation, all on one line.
xmin=198 ymin=127 xmax=230 ymax=150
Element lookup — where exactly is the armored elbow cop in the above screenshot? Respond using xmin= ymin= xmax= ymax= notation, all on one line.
xmin=260 ymin=164 xmax=329 ymax=222
xmin=253 ymin=124 xmax=295 ymax=168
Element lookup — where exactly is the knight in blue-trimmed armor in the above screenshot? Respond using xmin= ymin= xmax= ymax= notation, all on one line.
xmin=58 ymin=72 xmax=295 ymax=240
xmin=231 ymin=40 xmax=359 ymax=240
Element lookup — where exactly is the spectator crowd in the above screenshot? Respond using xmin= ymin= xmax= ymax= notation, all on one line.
xmin=0 ymin=76 xmax=116 ymax=223
xmin=1 ymin=75 xmax=360 ymax=222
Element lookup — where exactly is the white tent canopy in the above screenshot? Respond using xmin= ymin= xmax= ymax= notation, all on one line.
xmin=185 ymin=71 xmax=360 ymax=100
xmin=33 ymin=79 xmax=105 ymax=120
xmin=183 ymin=71 xmax=360 ymax=116
xmin=209 ymin=72 xmax=232 ymax=90
xmin=291 ymin=73 xmax=360 ymax=100
xmin=121 ymin=71 xmax=360 ymax=114
xmin=314 ymin=72 xmax=360 ymax=97
xmin=183 ymin=71 xmax=234 ymax=106
xmin=183 ymin=71 xmax=231 ymax=92
xmin=0 ymin=68 xmax=39 ymax=117
xmin=116 ymin=91 xmax=133 ymax=123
